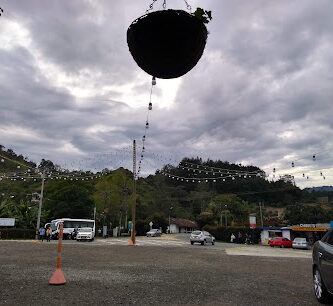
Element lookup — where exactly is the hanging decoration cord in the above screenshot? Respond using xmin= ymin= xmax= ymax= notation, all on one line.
xmin=146 ymin=0 xmax=159 ymax=13
xmin=183 ymin=0 xmax=191 ymax=11
xmin=137 ymin=76 xmax=156 ymax=177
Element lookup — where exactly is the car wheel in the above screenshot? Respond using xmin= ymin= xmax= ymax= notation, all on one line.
xmin=212 ymin=241 xmax=215 ymax=245
xmin=201 ymin=241 xmax=204 ymax=245
xmin=191 ymin=241 xmax=194 ymax=245
xmin=313 ymin=267 xmax=332 ymax=303
xmin=280 ymin=244 xmax=284 ymax=248
xmin=270 ymin=245 xmax=273 ymax=247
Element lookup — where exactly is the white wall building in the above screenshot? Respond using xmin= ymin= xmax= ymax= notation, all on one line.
xmin=167 ymin=218 xmax=198 ymax=234
xmin=260 ymin=227 xmax=291 ymax=245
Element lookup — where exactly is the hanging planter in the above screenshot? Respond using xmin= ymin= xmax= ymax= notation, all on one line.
xmin=127 ymin=8 xmax=210 ymax=79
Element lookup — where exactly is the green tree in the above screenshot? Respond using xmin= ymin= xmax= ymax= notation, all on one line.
xmin=208 ymin=194 xmax=249 ymax=226
xmin=93 ymin=168 xmax=132 ymax=229
xmin=196 ymin=211 xmax=215 ymax=228
xmin=44 ymin=181 xmax=94 ymax=220
xmin=145 ymin=213 xmax=168 ymax=233
xmin=0 ymin=199 xmax=38 ymax=228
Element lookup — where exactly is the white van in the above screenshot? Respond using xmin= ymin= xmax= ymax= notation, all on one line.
xmin=50 ymin=218 xmax=95 ymax=240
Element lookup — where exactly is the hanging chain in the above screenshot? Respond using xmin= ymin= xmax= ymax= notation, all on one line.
xmin=146 ymin=0 xmax=159 ymax=13
xmin=146 ymin=0 xmax=191 ymax=13
xmin=183 ymin=0 xmax=191 ymax=11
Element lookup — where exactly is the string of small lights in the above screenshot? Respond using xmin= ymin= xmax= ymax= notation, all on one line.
xmin=267 ymin=151 xmax=333 ymax=183
xmin=160 ymin=170 xmax=264 ymax=183
xmin=0 ymin=169 xmax=110 ymax=182
xmin=137 ymin=76 xmax=156 ymax=177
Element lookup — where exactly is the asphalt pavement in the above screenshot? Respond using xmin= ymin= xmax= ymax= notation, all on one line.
xmin=0 ymin=237 xmax=318 ymax=305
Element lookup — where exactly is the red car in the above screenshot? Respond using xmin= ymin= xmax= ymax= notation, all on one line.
xmin=269 ymin=237 xmax=293 ymax=248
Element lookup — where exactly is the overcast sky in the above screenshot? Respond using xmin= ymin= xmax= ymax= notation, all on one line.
xmin=1 ymin=0 xmax=333 ymax=188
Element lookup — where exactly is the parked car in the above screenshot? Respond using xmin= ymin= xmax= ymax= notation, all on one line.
xmin=292 ymin=237 xmax=310 ymax=250
xmin=146 ymin=229 xmax=162 ymax=237
xmin=312 ymin=229 xmax=333 ymax=303
xmin=76 ymin=227 xmax=94 ymax=241
xmin=269 ymin=237 xmax=292 ymax=248
xmin=190 ymin=231 xmax=215 ymax=245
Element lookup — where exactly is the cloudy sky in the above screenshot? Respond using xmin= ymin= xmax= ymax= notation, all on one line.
xmin=1 ymin=0 xmax=333 ymax=188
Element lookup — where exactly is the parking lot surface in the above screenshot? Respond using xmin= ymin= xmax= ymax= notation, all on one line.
xmin=0 ymin=239 xmax=318 ymax=305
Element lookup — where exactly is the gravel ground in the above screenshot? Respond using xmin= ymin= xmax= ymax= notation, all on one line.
xmin=0 ymin=240 xmax=319 ymax=305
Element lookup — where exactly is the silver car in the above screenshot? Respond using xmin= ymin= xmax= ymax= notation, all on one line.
xmin=146 ymin=229 xmax=162 ymax=237
xmin=190 ymin=231 xmax=215 ymax=245
xmin=292 ymin=237 xmax=310 ymax=250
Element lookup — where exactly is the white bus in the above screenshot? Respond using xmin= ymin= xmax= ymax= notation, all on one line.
xmin=49 ymin=218 xmax=95 ymax=240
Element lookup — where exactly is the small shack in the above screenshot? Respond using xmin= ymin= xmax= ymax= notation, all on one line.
xmin=260 ymin=227 xmax=291 ymax=245
xmin=168 ymin=218 xmax=198 ymax=234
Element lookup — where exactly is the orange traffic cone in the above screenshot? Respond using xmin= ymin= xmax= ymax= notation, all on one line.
xmin=129 ymin=227 xmax=136 ymax=246
xmin=49 ymin=222 xmax=66 ymax=285
xmin=49 ymin=268 xmax=66 ymax=285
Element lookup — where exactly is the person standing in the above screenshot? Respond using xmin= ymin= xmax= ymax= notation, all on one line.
xmin=230 ymin=233 xmax=236 ymax=243
xmin=46 ymin=227 xmax=52 ymax=242
xmin=39 ymin=226 xmax=45 ymax=242
xmin=238 ymin=232 xmax=242 ymax=244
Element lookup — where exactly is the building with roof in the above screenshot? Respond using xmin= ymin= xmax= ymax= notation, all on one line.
xmin=167 ymin=218 xmax=198 ymax=234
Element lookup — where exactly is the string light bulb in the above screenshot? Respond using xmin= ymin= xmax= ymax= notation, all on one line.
xmin=313 ymin=154 xmax=316 ymax=161
xmin=152 ymin=76 xmax=156 ymax=85
xmin=291 ymin=162 xmax=294 ymax=167
xmin=148 ymin=102 xmax=152 ymax=110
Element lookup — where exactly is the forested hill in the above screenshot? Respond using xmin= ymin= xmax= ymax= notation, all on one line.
xmin=0 ymin=144 xmax=36 ymax=171
xmin=151 ymin=156 xmax=302 ymax=208
xmin=1 ymin=145 xmax=332 ymax=228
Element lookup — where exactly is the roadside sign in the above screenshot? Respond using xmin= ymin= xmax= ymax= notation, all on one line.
xmin=0 ymin=218 xmax=15 ymax=226
xmin=292 ymin=226 xmax=327 ymax=232
xmin=249 ymin=216 xmax=256 ymax=229
xmin=330 ymin=221 xmax=333 ymax=228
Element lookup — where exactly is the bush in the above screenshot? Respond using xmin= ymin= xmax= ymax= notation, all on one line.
xmin=0 ymin=228 xmax=36 ymax=239
xmin=202 ymin=225 xmax=261 ymax=244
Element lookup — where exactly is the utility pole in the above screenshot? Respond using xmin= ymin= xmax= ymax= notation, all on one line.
xmin=169 ymin=206 xmax=173 ymax=234
xmin=225 ymin=211 xmax=227 ymax=228
xmin=220 ymin=210 xmax=223 ymax=227
xmin=129 ymin=140 xmax=136 ymax=246
xmin=224 ymin=205 xmax=228 ymax=228
xmin=35 ymin=169 xmax=45 ymax=240
xmin=259 ymin=202 xmax=264 ymax=227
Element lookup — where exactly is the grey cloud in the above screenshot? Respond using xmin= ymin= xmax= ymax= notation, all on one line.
xmin=1 ymin=1 xmax=333 ymax=187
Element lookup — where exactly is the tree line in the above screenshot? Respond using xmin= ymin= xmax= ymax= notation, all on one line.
xmin=1 ymin=146 xmax=332 ymax=230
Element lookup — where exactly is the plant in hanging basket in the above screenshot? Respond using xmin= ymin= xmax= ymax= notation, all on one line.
xmin=127 ymin=9 xmax=210 ymax=79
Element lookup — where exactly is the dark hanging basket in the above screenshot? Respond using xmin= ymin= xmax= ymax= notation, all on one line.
xmin=127 ymin=9 xmax=208 ymax=79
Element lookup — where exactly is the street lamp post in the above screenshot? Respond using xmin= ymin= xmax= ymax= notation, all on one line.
xmin=169 ymin=206 xmax=173 ymax=234
xmin=224 ymin=205 xmax=228 ymax=228
xmin=35 ymin=170 xmax=45 ymax=240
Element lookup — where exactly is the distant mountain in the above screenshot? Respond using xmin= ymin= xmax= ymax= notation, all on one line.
xmin=305 ymin=186 xmax=333 ymax=192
